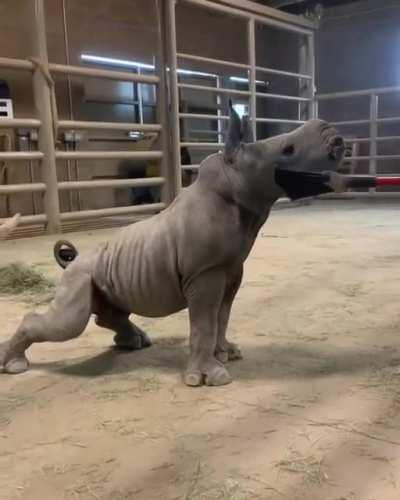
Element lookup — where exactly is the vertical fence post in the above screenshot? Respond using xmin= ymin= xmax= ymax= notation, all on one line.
xmin=31 ymin=0 xmax=61 ymax=233
xmin=155 ymin=0 xmax=178 ymax=204
xmin=369 ymin=93 xmax=378 ymax=195
xmin=299 ymin=32 xmax=316 ymax=120
xmin=163 ymin=0 xmax=182 ymax=200
xmin=247 ymin=18 xmax=257 ymax=140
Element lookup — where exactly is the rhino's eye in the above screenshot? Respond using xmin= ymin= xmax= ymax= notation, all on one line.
xmin=282 ymin=144 xmax=295 ymax=156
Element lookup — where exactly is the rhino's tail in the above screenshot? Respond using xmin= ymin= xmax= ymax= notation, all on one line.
xmin=54 ymin=240 xmax=78 ymax=269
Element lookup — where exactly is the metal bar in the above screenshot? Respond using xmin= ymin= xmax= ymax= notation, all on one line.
xmin=57 ymin=120 xmax=162 ymax=132
xmin=59 ymin=202 xmax=165 ymax=221
xmin=165 ymin=0 xmax=182 ymax=198
xmin=210 ymin=0 xmax=317 ymax=30
xmin=0 ymin=118 xmax=41 ymax=128
xmin=256 ymin=117 xmax=305 ymax=124
xmin=308 ymin=33 xmax=316 ymax=118
xmin=345 ymin=155 xmax=400 ymax=161
xmin=178 ymin=83 xmax=251 ymax=96
xmin=177 ymin=52 xmax=250 ymax=70
xmin=0 ymin=214 xmax=48 ymax=226
xmin=179 ymin=113 xmax=230 ymax=121
xmin=49 ymin=63 xmax=159 ymax=84
xmin=180 ymin=142 xmax=224 ymax=148
xmin=57 ymin=177 xmax=165 ymax=190
xmin=32 ymin=0 xmax=61 ymax=233
xmin=317 ymin=86 xmax=400 ymax=100
xmin=256 ymin=92 xmax=310 ymax=102
xmin=0 ymin=183 xmax=46 ymax=194
xmin=256 ymin=65 xmax=311 ymax=80
xmin=248 ymin=18 xmax=257 ymax=140
xmin=156 ymin=0 xmax=181 ymax=203
xmin=216 ymin=77 xmax=223 ymax=143
xmin=346 ymin=136 xmax=400 ymax=143
xmin=182 ymin=0 xmax=314 ymax=34
xmin=369 ymin=94 xmax=378 ymax=196
xmin=0 ymin=152 xmax=44 ymax=161
xmin=0 ymin=56 xmax=34 ymax=71
xmin=331 ymin=119 xmax=371 ymax=126
xmin=377 ymin=116 xmax=400 ymax=124
xmin=55 ymin=151 xmax=163 ymax=160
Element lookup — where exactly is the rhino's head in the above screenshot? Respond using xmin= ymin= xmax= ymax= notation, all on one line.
xmin=222 ymin=104 xmax=344 ymax=209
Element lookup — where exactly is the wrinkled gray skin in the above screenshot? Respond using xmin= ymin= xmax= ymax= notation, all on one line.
xmin=0 ymin=109 xmax=344 ymax=386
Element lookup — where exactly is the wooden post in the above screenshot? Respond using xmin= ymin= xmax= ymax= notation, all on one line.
xmin=31 ymin=0 xmax=61 ymax=233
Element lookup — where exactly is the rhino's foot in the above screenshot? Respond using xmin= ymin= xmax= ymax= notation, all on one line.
xmin=113 ymin=328 xmax=152 ymax=351
xmin=184 ymin=359 xmax=232 ymax=387
xmin=0 ymin=342 xmax=29 ymax=374
xmin=215 ymin=342 xmax=242 ymax=363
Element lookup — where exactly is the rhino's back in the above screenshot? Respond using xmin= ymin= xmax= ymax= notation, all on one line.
xmin=94 ymin=211 xmax=186 ymax=317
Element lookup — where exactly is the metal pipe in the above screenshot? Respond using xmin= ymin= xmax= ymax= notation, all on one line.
xmin=0 ymin=213 xmax=47 ymax=226
xmin=0 ymin=183 xmax=46 ymax=194
xmin=178 ymin=83 xmax=251 ymax=96
xmin=0 ymin=152 xmax=44 ymax=161
xmin=59 ymin=202 xmax=165 ymax=221
xmin=49 ymin=63 xmax=159 ymax=84
xmin=0 ymin=119 xmax=41 ymax=128
xmin=346 ymin=136 xmax=400 ymax=143
xmin=58 ymin=177 xmax=165 ymax=190
xmin=256 ymin=65 xmax=311 ymax=80
xmin=180 ymin=113 xmax=230 ymax=121
xmin=180 ymin=142 xmax=224 ymax=148
xmin=0 ymin=56 xmax=33 ymax=71
xmin=55 ymin=151 xmax=163 ymax=160
xmin=248 ymin=18 xmax=257 ymax=139
xmin=308 ymin=33 xmax=316 ymax=118
xmin=256 ymin=92 xmax=310 ymax=102
xmin=369 ymin=94 xmax=378 ymax=195
xmin=256 ymin=117 xmax=305 ymax=124
xmin=165 ymin=0 xmax=182 ymax=197
xmin=182 ymin=0 xmax=314 ymax=34
xmin=57 ymin=120 xmax=162 ymax=132
xmin=177 ymin=52 xmax=250 ymax=70
xmin=331 ymin=119 xmax=371 ymax=126
xmin=32 ymin=0 xmax=61 ymax=233
xmin=317 ymin=86 xmax=400 ymax=100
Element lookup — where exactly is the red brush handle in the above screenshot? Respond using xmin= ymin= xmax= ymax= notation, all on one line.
xmin=376 ymin=177 xmax=400 ymax=186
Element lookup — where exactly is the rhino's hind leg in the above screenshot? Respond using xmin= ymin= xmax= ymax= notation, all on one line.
xmin=94 ymin=298 xmax=151 ymax=350
xmin=0 ymin=267 xmax=92 ymax=374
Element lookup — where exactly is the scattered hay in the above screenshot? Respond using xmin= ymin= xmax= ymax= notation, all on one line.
xmin=0 ymin=262 xmax=55 ymax=302
xmin=275 ymin=450 xmax=328 ymax=485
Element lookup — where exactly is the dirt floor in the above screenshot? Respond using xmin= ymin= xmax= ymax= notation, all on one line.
xmin=2 ymin=200 xmax=400 ymax=500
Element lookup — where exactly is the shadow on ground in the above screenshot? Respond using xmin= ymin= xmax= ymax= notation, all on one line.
xmin=30 ymin=337 xmax=400 ymax=380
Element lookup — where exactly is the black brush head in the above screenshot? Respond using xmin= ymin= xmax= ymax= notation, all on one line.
xmin=275 ymin=169 xmax=333 ymax=200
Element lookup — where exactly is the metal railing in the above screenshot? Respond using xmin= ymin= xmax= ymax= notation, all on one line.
xmin=316 ymin=85 xmax=400 ymax=195
xmin=0 ymin=0 xmax=179 ymax=232
xmin=172 ymin=0 xmax=316 ymax=173
xmin=0 ymin=0 xmax=317 ymax=234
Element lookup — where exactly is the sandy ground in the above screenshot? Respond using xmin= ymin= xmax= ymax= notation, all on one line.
xmin=1 ymin=200 xmax=400 ymax=500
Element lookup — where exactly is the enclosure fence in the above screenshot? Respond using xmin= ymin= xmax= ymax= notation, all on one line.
xmin=0 ymin=0 xmax=316 ymax=234
xmin=316 ymin=87 xmax=400 ymax=197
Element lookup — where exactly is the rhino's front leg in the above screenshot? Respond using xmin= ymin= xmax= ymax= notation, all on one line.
xmin=215 ymin=268 xmax=243 ymax=364
xmin=184 ymin=270 xmax=232 ymax=387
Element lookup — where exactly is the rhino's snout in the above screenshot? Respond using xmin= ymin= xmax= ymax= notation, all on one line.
xmin=327 ymin=134 xmax=345 ymax=161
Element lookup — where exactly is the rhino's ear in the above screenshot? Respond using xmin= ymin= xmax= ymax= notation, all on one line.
xmin=241 ymin=115 xmax=254 ymax=144
xmin=224 ymin=100 xmax=242 ymax=164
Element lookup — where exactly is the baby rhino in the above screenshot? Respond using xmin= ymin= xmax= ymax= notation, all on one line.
xmin=0 ymin=106 xmax=344 ymax=386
